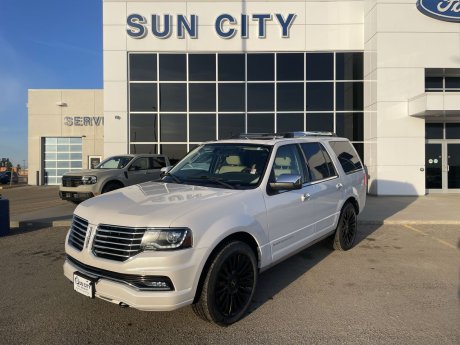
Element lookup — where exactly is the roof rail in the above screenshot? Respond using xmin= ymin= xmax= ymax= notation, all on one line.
xmin=282 ymin=131 xmax=337 ymax=138
xmin=238 ymin=133 xmax=283 ymax=140
xmin=238 ymin=132 xmax=337 ymax=140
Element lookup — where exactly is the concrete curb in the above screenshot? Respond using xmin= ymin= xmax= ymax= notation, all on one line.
xmin=9 ymin=219 xmax=460 ymax=229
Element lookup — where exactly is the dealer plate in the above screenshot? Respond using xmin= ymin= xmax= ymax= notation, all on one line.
xmin=73 ymin=272 xmax=96 ymax=298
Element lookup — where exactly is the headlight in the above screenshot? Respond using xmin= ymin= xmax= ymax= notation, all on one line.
xmin=140 ymin=228 xmax=192 ymax=251
xmin=81 ymin=176 xmax=97 ymax=185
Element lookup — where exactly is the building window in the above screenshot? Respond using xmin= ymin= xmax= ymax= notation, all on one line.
xmin=43 ymin=137 xmax=82 ymax=185
xmin=128 ymin=52 xmax=365 ymax=163
xmin=425 ymin=69 xmax=460 ymax=92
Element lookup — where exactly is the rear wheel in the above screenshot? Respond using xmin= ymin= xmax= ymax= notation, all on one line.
xmin=192 ymin=241 xmax=257 ymax=326
xmin=101 ymin=181 xmax=123 ymax=194
xmin=333 ymin=202 xmax=358 ymax=251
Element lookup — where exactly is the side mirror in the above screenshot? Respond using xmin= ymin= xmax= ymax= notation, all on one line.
xmin=160 ymin=166 xmax=173 ymax=177
xmin=269 ymin=174 xmax=302 ymax=191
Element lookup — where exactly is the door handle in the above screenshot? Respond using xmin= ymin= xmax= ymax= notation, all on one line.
xmin=336 ymin=183 xmax=343 ymax=190
xmin=301 ymin=193 xmax=311 ymax=202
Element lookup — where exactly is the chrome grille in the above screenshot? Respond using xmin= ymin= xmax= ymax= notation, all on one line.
xmin=68 ymin=216 xmax=89 ymax=251
xmin=92 ymin=225 xmax=146 ymax=262
xmin=62 ymin=176 xmax=83 ymax=187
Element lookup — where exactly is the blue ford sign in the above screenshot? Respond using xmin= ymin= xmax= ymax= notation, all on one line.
xmin=416 ymin=0 xmax=460 ymax=23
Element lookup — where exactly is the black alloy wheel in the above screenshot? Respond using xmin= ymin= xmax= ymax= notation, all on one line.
xmin=193 ymin=241 xmax=257 ymax=325
xmin=333 ymin=203 xmax=358 ymax=251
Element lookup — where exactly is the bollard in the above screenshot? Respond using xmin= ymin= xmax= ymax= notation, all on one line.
xmin=0 ymin=194 xmax=10 ymax=236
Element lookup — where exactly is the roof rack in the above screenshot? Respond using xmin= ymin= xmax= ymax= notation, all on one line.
xmin=238 ymin=132 xmax=336 ymax=140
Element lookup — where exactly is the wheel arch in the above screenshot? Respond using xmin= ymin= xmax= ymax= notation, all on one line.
xmin=101 ymin=179 xmax=125 ymax=192
xmin=343 ymin=196 xmax=360 ymax=215
xmin=192 ymin=231 xmax=260 ymax=304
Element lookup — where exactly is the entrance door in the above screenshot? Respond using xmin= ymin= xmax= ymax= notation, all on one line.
xmin=447 ymin=144 xmax=460 ymax=189
xmin=425 ymin=142 xmax=460 ymax=192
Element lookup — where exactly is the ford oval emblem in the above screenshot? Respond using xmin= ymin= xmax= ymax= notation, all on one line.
xmin=417 ymin=0 xmax=460 ymax=23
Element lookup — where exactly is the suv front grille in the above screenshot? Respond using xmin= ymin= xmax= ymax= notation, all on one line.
xmin=92 ymin=225 xmax=146 ymax=262
xmin=68 ymin=216 xmax=89 ymax=251
xmin=62 ymin=176 xmax=83 ymax=187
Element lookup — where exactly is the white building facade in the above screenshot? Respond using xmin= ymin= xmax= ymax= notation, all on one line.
xmin=101 ymin=0 xmax=460 ymax=195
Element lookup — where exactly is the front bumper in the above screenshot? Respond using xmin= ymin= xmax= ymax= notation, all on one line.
xmin=63 ymin=248 xmax=206 ymax=311
xmin=59 ymin=191 xmax=94 ymax=201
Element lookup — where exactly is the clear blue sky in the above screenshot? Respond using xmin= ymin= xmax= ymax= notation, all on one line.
xmin=0 ymin=0 xmax=103 ymax=168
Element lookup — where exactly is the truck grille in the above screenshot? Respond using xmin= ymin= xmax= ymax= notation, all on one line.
xmin=68 ymin=216 xmax=89 ymax=251
xmin=92 ymin=225 xmax=146 ymax=262
xmin=62 ymin=176 xmax=83 ymax=187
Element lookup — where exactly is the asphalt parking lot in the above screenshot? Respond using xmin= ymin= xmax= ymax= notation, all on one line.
xmin=0 ymin=223 xmax=458 ymax=345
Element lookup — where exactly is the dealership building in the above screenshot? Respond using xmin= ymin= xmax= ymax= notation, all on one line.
xmin=28 ymin=0 xmax=460 ymax=195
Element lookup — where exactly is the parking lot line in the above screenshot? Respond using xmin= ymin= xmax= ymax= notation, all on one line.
xmin=403 ymin=224 xmax=457 ymax=250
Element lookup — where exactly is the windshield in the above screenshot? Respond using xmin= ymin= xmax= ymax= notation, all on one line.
xmin=96 ymin=156 xmax=133 ymax=169
xmin=163 ymin=143 xmax=271 ymax=189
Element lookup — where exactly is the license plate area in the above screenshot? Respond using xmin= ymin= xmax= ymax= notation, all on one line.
xmin=73 ymin=272 xmax=97 ymax=298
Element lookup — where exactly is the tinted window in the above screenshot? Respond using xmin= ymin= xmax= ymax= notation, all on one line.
xmin=336 ymin=113 xmax=364 ymax=141
xmin=130 ymin=157 xmax=151 ymax=170
xmin=446 ymin=123 xmax=460 ymax=139
xmin=130 ymin=144 xmax=157 ymax=154
xmin=130 ymin=114 xmax=157 ymax=142
xmin=159 ymin=54 xmax=186 ymax=81
xmin=277 ymin=113 xmax=304 ymax=133
xmin=336 ymin=82 xmax=364 ymax=111
xmin=189 ymin=54 xmax=216 ymax=81
xmin=218 ymin=114 xmax=245 ymax=139
xmin=130 ymin=54 xmax=157 ymax=81
xmin=160 ymin=114 xmax=187 ymax=142
xmin=306 ymin=82 xmax=333 ymax=111
xmin=159 ymin=84 xmax=186 ymax=111
xmin=445 ymin=77 xmax=460 ymax=90
xmin=306 ymin=113 xmax=334 ymax=132
xmin=272 ymin=144 xmax=305 ymax=182
xmin=277 ymin=83 xmax=304 ymax=111
xmin=329 ymin=141 xmax=363 ymax=173
xmin=189 ymin=114 xmax=216 ymax=142
xmin=247 ymin=84 xmax=274 ymax=111
xmin=247 ymin=54 xmax=274 ymax=81
xmin=247 ymin=113 xmax=274 ymax=133
xmin=306 ymin=53 xmax=333 ymax=80
xmin=219 ymin=84 xmax=245 ymax=111
xmin=336 ymin=53 xmax=363 ymax=80
xmin=218 ymin=54 xmax=245 ymax=81
xmin=301 ymin=143 xmax=333 ymax=181
xmin=152 ymin=156 xmax=167 ymax=168
xmin=425 ymin=76 xmax=443 ymax=91
xmin=277 ymin=53 xmax=304 ymax=81
xmin=189 ymin=84 xmax=216 ymax=111
xmin=425 ymin=123 xmax=443 ymax=139
xmin=160 ymin=144 xmax=187 ymax=165
xmin=130 ymin=84 xmax=157 ymax=111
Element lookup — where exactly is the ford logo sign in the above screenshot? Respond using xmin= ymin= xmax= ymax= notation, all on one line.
xmin=417 ymin=0 xmax=460 ymax=23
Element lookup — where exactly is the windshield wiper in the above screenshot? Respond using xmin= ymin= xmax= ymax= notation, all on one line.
xmin=188 ymin=176 xmax=236 ymax=189
xmin=162 ymin=172 xmax=182 ymax=184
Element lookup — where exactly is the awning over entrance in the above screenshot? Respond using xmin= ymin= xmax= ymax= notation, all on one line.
xmin=409 ymin=92 xmax=460 ymax=117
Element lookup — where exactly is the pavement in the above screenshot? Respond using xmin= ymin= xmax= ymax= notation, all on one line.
xmin=0 ymin=185 xmax=460 ymax=230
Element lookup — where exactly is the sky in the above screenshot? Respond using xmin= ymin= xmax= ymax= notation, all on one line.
xmin=0 ymin=0 xmax=103 ymax=168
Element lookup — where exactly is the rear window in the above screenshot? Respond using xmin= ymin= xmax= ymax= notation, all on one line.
xmin=329 ymin=141 xmax=363 ymax=174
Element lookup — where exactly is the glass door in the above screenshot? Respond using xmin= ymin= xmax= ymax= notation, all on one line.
xmin=447 ymin=144 xmax=460 ymax=189
xmin=425 ymin=144 xmax=442 ymax=190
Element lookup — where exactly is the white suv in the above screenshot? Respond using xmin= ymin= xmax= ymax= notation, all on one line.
xmin=63 ymin=133 xmax=366 ymax=325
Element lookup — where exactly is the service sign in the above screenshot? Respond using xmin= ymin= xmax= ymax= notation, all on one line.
xmin=417 ymin=0 xmax=460 ymax=23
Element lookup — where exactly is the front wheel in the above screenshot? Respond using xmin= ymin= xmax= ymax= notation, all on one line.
xmin=192 ymin=241 xmax=257 ymax=326
xmin=333 ymin=202 xmax=358 ymax=251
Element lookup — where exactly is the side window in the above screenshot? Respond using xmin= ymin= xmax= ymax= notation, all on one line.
xmin=300 ymin=143 xmax=334 ymax=182
xmin=329 ymin=141 xmax=363 ymax=174
xmin=271 ymin=144 xmax=306 ymax=182
xmin=320 ymin=144 xmax=337 ymax=177
xmin=130 ymin=157 xmax=150 ymax=171
xmin=151 ymin=156 xmax=166 ymax=169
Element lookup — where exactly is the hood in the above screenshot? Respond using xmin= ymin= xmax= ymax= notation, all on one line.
xmin=63 ymin=169 xmax=121 ymax=177
xmin=74 ymin=181 xmax=239 ymax=228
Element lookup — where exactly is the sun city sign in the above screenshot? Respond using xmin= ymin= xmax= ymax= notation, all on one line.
xmin=417 ymin=0 xmax=460 ymax=23
xmin=126 ymin=13 xmax=297 ymax=39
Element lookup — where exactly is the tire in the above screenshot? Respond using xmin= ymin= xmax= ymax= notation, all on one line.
xmin=101 ymin=181 xmax=123 ymax=194
xmin=192 ymin=241 xmax=257 ymax=326
xmin=333 ymin=202 xmax=358 ymax=251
